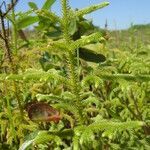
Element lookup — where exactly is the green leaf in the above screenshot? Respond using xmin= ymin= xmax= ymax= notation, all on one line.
xmin=76 ymin=2 xmax=109 ymax=17
xmin=34 ymin=131 xmax=62 ymax=145
xmin=79 ymin=48 xmax=106 ymax=63
xmin=36 ymin=9 xmax=61 ymax=23
xmin=28 ymin=2 xmax=38 ymax=10
xmin=96 ymin=73 xmax=150 ymax=82
xmin=45 ymin=30 xmax=62 ymax=39
xmin=42 ymin=0 xmax=56 ymax=10
xmin=19 ymin=140 xmax=34 ymax=150
xmin=17 ymin=16 xmax=39 ymax=30
xmin=80 ymin=20 xmax=93 ymax=30
xmin=68 ymin=17 xmax=77 ymax=35
xmin=71 ymin=32 xmax=105 ymax=50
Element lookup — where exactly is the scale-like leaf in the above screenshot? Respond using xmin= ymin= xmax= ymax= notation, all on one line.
xmin=42 ymin=0 xmax=56 ymax=10
xmin=17 ymin=16 xmax=39 ymax=30
xmin=28 ymin=2 xmax=38 ymax=10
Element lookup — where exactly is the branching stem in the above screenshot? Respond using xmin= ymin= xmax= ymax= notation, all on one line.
xmin=0 ymin=2 xmax=24 ymax=120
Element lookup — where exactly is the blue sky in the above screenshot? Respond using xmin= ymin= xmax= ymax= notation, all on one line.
xmin=14 ymin=0 xmax=150 ymax=29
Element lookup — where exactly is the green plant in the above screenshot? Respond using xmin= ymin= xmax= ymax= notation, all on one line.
xmin=0 ymin=0 xmax=150 ymax=149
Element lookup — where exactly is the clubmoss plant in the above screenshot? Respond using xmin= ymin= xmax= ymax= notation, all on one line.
xmin=0 ymin=0 xmax=150 ymax=149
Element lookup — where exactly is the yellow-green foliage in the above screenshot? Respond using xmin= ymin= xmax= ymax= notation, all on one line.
xmin=0 ymin=0 xmax=150 ymax=149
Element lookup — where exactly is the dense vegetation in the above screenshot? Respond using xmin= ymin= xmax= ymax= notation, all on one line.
xmin=0 ymin=0 xmax=150 ymax=149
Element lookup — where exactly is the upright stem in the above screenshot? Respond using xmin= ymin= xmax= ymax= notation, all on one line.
xmin=61 ymin=0 xmax=80 ymax=101
xmin=130 ymin=91 xmax=143 ymax=120
xmin=68 ymin=51 xmax=80 ymax=100
xmin=0 ymin=11 xmax=24 ymax=120
xmin=10 ymin=1 xmax=24 ymax=119
xmin=76 ymin=48 xmax=80 ymax=81
xmin=0 ymin=15 xmax=13 ymax=64
xmin=61 ymin=0 xmax=83 ymax=123
xmin=4 ymin=81 xmax=17 ymax=142
xmin=11 ymin=1 xmax=18 ymax=55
